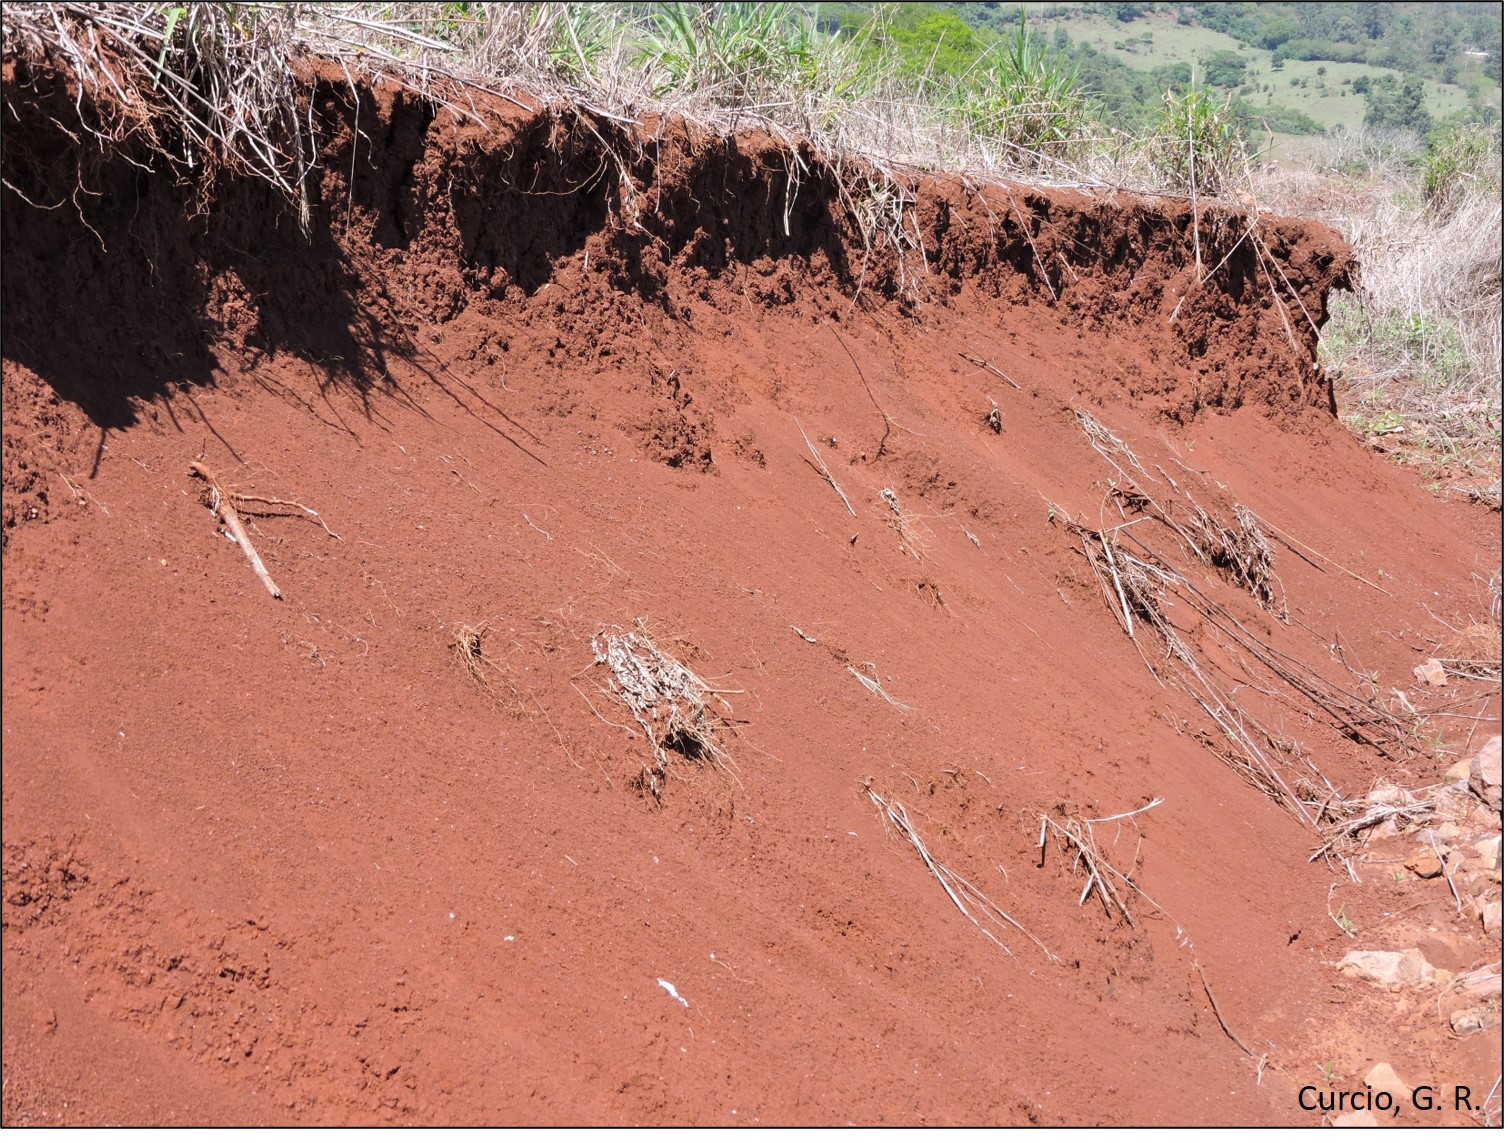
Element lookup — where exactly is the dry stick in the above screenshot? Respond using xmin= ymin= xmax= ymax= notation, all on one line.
xmin=1187 ymin=128 xmax=1202 ymax=278
xmin=826 ymin=323 xmax=891 ymax=460
xmin=1193 ymin=960 xmax=1256 ymax=1058
xmin=1073 ymin=528 xmax=1164 ymax=687
xmin=189 ymin=462 xmax=281 ymax=599
xmin=1114 ymin=521 xmax=1400 ymax=748
xmin=795 ymin=418 xmax=855 ymax=516
xmin=1099 ymin=529 xmax=1136 ymax=639
xmin=1251 ymin=513 xmax=1392 ymax=597
xmin=1256 ymin=255 xmax=1301 ymax=353
xmin=1071 ymin=520 xmax=1319 ymax=826
xmin=1426 ymin=829 xmax=1466 ymax=915
xmin=959 ymin=351 xmax=1021 ymax=391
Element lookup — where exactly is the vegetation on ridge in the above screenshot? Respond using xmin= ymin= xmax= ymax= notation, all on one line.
xmin=1 ymin=2 xmax=1501 ymax=486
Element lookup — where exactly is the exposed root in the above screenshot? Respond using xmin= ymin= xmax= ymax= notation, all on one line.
xmin=959 ymin=351 xmax=1021 ymax=392
xmin=189 ymin=462 xmax=282 ymax=598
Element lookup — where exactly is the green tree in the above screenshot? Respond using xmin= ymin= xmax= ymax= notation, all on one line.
xmin=890 ymin=11 xmax=985 ymax=79
xmin=1363 ymin=76 xmax=1433 ymax=136
xmin=1201 ymin=49 xmax=1248 ymax=87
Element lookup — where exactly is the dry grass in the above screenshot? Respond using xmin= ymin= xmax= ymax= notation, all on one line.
xmin=1060 ymin=413 xmax=1423 ymax=831
xmin=591 ymin=621 xmax=736 ymax=800
xmin=847 ymin=661 xmax=908 ymax=710
xmin=1258 ymin=130 xmax=1503 ymax=484
xmin=452 ymin=619 xmax=494 ymax=688
xmin=1430 ymin=571 xmax=1504 ymax=684
xmin=1066 ymin=507 xmax=1388 ymax=832
xmin=2 ymin=3 xmax=1285 ymax=244
xmin=879 ymin=487 xmax=930 ymax=561
xmin=1075 ymin=410 xmax=1282 ymax=614
xmin=7 ymin=4 xmax=1492 ymax=473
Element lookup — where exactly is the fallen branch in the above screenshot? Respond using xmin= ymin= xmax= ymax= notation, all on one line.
xmin=189 ymin=462 xmax=281 ymax=599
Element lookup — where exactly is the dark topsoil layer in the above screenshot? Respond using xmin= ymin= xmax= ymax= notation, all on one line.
xmin=2 ymin=58 xmax=1500 ymax=1125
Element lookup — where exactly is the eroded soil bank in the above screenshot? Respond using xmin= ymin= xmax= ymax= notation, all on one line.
xmin=3 ymin=60 xmax=1500 ymax=1126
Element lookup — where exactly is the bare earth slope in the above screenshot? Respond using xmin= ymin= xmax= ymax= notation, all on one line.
xmin=3 ymin=64 xmax=1501 ymax=1126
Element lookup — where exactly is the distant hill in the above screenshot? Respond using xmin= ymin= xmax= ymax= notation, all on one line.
xmin=815 ymin=2 xmax=1504 ymax=144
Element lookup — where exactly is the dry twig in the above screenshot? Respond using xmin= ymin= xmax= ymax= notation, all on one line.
xmin=795 ymin=418 xmax=855 ymax=516
xmin=867 ymin=783 xmax=1056 ymax=961
xmin=189 ymin=461 xmax=282 ymax=598
xmin=847 ymin=662 xmax=908 ymax=710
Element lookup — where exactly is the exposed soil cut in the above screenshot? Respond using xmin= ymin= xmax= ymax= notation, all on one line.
xmin=3 ymin=60 xmax=1501 ymax=1126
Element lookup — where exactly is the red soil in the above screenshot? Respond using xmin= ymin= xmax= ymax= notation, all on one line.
xmin=3 ymin=62 xmax=1501 ymax=1125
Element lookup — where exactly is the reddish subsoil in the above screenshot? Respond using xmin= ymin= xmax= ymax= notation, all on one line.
xmin=3 ymin=61 xmax=1501 ymax=1126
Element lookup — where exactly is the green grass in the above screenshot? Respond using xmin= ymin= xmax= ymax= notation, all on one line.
xmin=1050 ymin=8 xmax=1500 ymax=155
xmin=1275 ymin=127 xmax=1504 ymax=488
xmin=1056 ymin=12 xmax=1241 ymax=70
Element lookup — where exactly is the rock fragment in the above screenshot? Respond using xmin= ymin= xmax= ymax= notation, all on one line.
xmin=1451 ymin=964 xmax=1503 ymax=1000
xmin=1413 ymin=659 xmax=1448 ymax=686
xmin=1366 ymin=784 xmax=1407 ymax=807
xmin=1468 ymin=833 xmax=1502 ymax=873
xmin=1363 ymin=1061 xmax=1411 ymax=1103
xmin=1468 ymin=736 xmax=1502 ymax=813
xmin=1450 ymin=1007 xmax=1490 ymax=1035
xmin=1403 ymin=848 xmax=1442 ymax=878
xmin=1332 ymin=1110 xmax=1380 ymax=1127
xmin=1336 ymin=948 xmax=1435 ymax=987
xmin=1480 ymin=898 xmax=1503 ymax=936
